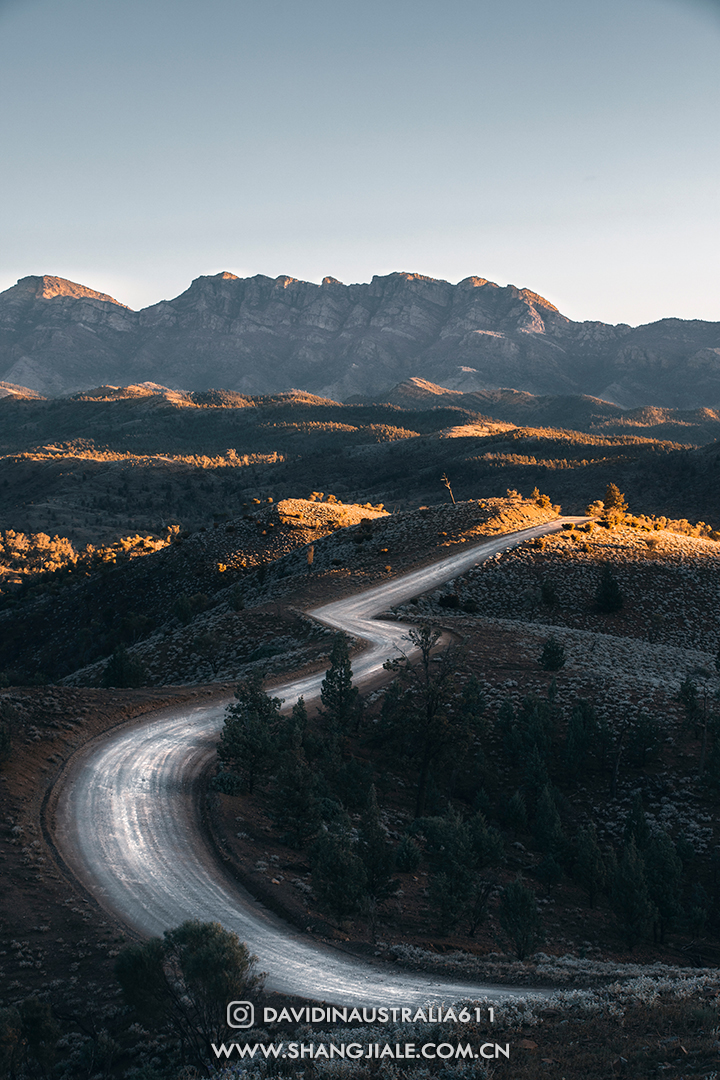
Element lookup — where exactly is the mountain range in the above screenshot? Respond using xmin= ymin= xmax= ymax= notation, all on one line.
xmin=1 ymin=271 xmax=719 ymax=407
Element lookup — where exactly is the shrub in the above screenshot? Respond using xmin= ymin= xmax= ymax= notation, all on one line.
xmin=102 ymin=645 xmax=147 ymax=688
xmin=498 ymin=878 xmax=544 ymax=959
xmin=539 ymin=636 xmax=566 ymax=671
xmin=595 ymin=564 xmax=623 ymax=613
xmin=395 ymin=834 xmax=422 ymax=873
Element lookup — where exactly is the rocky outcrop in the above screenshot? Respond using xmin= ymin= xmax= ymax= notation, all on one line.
xmin=1 ymin=271 xmax=719 ymax=407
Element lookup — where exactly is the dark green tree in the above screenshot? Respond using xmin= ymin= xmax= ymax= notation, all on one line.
xmin=271 ymin=708 xmax=321 ymax=849
xmin=358 ymin=785 xmax=399 ymax=906
xmin=523 ymin=744 xmax=550 ymax=806
xmin=380 ymin=626 xmax=485 ymax=817
xmin=395 ymin=834 xmax=422 ymax=872
xmin=310 ymin=818 xmax=367 ymax=922
xmin=321 ymin=634 xmax=360 ymax=732
xmin=574 ymin=824 xmax=607 ymax=907
xmin=564 ymin=699 xmax=598 ymax=778
xmin=539 ymin=636 xmax=566 ymax=672
xmin=115 ymin=921 xmax=264 ymax=1068
xmin=623 ymin=792 xmax=650 ymax=852
xmin=533 ymin=785 xmax=565 ymax=857
xmin=611 ymin=840 xmax=655 ymax=948
xmin=595 ymin=564 xmax=623 ymax=613
xmin=645 ymin=831 xmax=683 ymax=944
xmin=498 ymin=878 xmax=544 ymax=960
xmin=102 ymin=645 xmax=147 ymax=688
xmin=420 ymin=809 xmax=503 ymax=934
xmin=216 ymin=672 xmax=282 ymax=793
xmin=505 ymin=790 xmax=528 ymax=832
xmin=0 ymin=997 xmax=59 ymax=1077
xmin=627 ymin=710 xmax=660 ymax=769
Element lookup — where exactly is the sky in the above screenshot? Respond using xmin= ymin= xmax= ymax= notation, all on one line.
xmin=0 ymin=0 xmax=718 ymax=325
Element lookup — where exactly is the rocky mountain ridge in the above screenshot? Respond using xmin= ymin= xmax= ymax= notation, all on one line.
xmin=1 ymin=271 xmax=719 ymax=407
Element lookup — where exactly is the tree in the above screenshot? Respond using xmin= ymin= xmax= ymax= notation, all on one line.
xmin=310 ymin=818 xmax=367 ymax=922
xmin=574 ymin=824 xmax=607 ymax=907
xmin=0 ymin=997 xmax=59 ymax=1077
xmin=539 ymin=636 xmax=566 ymax=672
xmin=0 ymin=724 xmax=10 ymax=765
xmin=595 ymin=564 xmax=623 ymax=613
xmin=102 ymin=644 xmax=147 ymax=688
xmin=623 ymin=792 xmax=650 ymax=852
xmin=420 ymin=809 xmax=503 ymax=935
xmin=603 ymin=483 xmax=628 ymax=515
xmin=380 ymin=626 xmax=485 ymax=817
xmin=395 ymin=834 xmax=421 ymax=872
xmin=645 ymin=831 xmax=683 ymax=943
xmin=627 ymin=710 xmax=660 ymax=769
xmin=533 ymin=785 xmax=565 ymax=857
xmin=498 ymin=878 xmax=544 ymax=960
xmin=564 ymin=699 xmax=598 ymax=778
xmin=270 ymin=707 xmax=321 ymax=849
xmin=321 ymin=634 xmax=360 ymax=733
xmin=611 ymin=840 xmax=655 ymax=948
xmin=357 ymin=786 xmax=399 ymax=935
xmin=216 ymin=672 xmax=282 ymax=793
xmin=441 ymin=473 xmax=456 ymax=504
xmin=115 ymin=920 xmax=264 ymax=1068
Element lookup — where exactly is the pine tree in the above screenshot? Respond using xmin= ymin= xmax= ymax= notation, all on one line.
xmin=574 ymin=824 xmax=607 ymax=907
xmin=379 ymin=625 xmax=484 ymax=817
xmin=505 ymin=790 xmax=528 ymax=832
xmin=533 ymin=785 xmax=565 ymax=857
xmin=321 ymin=634 xmax=359 ymax=732
xmin=271 ymin=722 xmax=321 ymax=849
xmin=645 ymin=831 xmax=683 ymax=943
xmin=102 ymin=645 xmax=147 ymax=688
xmin=357 ymin=785 xmax=398 ymax=906
xmin=611 ymin=840 xmax=655 ymax=947
xmin=564 ymin=699 xmax=598 ymax=778
xmin=421 ymin=809 xmax=503 ymax=934
xmin=216 ymin=672 xmax=282 ymax=793
xmin=595 ymin=564 xmax=623 ymax=613
xmin=310 ymin=819 xmax=367 ymax=922
xmin=539 ymin=636 xmax=566 ymax=672
xmin=603 ymin=483 xmax=628 ymax=514
xmin=395 ymin=834 xmax=421 ymax=873
xmin=523 ymin=744 xmax=550 ymax=805
xmin=623 ymin=792 xmax=650 ymax=851
xmin=498 ymin=878 xmax=544 ymax=960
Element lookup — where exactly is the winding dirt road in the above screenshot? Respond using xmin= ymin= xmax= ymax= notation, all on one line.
xmin=53 ymin=520 xmax=572 ymax=1006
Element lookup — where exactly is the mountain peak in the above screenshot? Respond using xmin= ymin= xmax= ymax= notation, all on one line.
xmin=17 ymin=275 xmax=126 ymax=306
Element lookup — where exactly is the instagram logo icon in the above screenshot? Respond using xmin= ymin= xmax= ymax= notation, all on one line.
xmin=227 ymin=1001 xmax=255 ymax=1029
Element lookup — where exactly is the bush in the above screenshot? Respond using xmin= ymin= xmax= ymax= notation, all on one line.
xmin=539 ymin=636 xmax=566 ymax=671
xmin=102 ymin=645 xmax=147 ymax=688
xmin=438 ymin=593 xmax=460 ymax=609
xmin=595 ymin=564 xmax=623 ymax=613
xmin=395 ymin=834 xmax=422 ymax=872
xmin=116 ymin=921 xmax=264 ymax=1068
xmin=0 ymin=724 xmax=10 ymax=764
xmin=498 ymin=878 xmax=544 ymax=960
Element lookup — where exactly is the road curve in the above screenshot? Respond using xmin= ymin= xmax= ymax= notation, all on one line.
xmin=53 ymin=519 xmax=572 ymax=1006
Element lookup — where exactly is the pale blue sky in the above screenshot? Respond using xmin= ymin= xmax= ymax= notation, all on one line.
xmin=0 ymin=0 xmax=718 ymax=324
